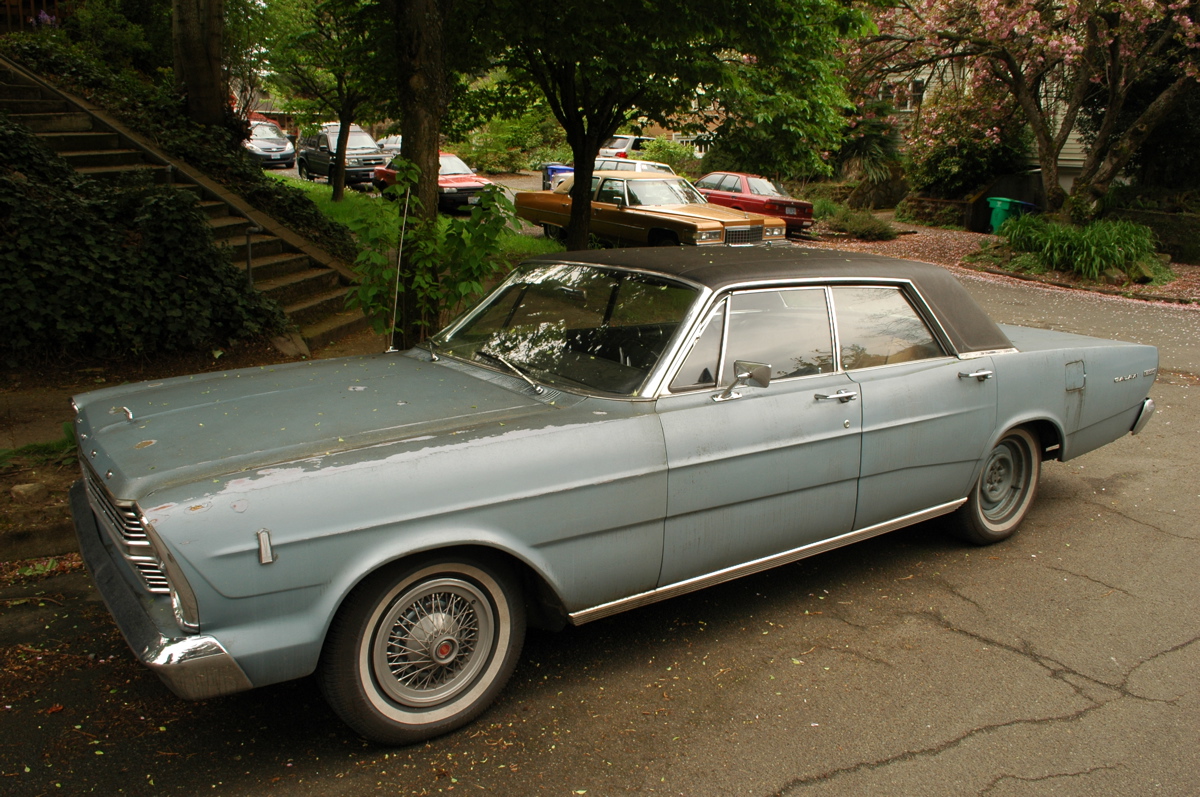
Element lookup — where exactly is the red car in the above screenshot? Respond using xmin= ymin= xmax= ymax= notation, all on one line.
xmin=695 ymin=172 xmax=814 ymax=234
xmin=373 ymin=152 xmax=494 ymax=211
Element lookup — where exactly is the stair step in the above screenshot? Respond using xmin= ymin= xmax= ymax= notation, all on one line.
xmin=219 ymin=233 xmax=285 ymax=260
xmin=284 ymin=288 xmax=354 ymax=328
xmin=255 ymin=267 xmax=341 ymax=307
xmin=37 ymin=131 xmax=120 ymax=152
xmin=61 ymin=148 xmax=147 ymax=169
xmin=301 ymin=306 xmax=373 ymax=351
xmin=207 ymin=214 xmax=254 ymax=240
xmin=0 ymin=97 xmax=69 ymax=114
xmin=76 ymin=163 xmax=169 ymax=182
xmin=240 ymin=251 xmax=313 ymax=281
xmin=9 ymin=111 xmax=93 ymax=133
xmin=0 ymin=84 xmax=42 ymax=100
xmin=197 ymin=200 xmax=229 ymax=219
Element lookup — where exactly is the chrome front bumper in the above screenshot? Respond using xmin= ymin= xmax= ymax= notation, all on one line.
xmin=70 ymin=481 xmax=254 ymax=700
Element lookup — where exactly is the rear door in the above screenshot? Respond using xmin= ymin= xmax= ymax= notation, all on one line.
xmin=830 ymin=286 xmax=996 ymax=528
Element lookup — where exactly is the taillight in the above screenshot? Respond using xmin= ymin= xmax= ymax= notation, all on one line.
xmin=616 ymin=152 xmax=628 ymax=158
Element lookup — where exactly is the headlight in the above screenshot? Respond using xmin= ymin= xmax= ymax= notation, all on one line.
xmin=442 ymin=186 xmax=458 ymax=194
xmin=143 ymin=517 xmax=200 ymax=632
xmin=763 ymin=225 xmax=785 ymax=238
xmin=694 ymin=229 xmax=723 ymax=243
xmin=244 ymin=143 xmax=265 ymax=154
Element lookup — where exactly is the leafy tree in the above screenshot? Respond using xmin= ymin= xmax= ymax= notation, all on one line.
xmin=862 ymin=0 xmax=1200 ymax=218
xmin=489 ymin=0 xmax=867 ymax=249
xmin=904 ymin=80 xmax=1029 ymax=198
xmin=265 ymin=0 xmax=381 ymax=201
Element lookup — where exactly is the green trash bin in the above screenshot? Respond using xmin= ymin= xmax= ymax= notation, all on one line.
xmin=987 ymin=197 xmax=1033 ymax=233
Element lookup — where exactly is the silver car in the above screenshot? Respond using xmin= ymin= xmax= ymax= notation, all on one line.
xmin=71 ymin=247 xmax=1157 ymax=745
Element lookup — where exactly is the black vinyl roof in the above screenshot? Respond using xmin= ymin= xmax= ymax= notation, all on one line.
xmin=525 ymin=246 xmax=1014 ymax=355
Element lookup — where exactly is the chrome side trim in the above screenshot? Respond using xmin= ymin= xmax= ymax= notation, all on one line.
xmin=1131 ymin=397 xmax=1155 ymax=435
xmin=568 ymin=499 xmax=967 ymax=625
xmin=71 ymin=482 xmax=254 ymax=700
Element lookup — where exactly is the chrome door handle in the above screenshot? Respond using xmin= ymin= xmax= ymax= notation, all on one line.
xmin=815 ymin=390 xmax=858 ymax=403
xmin=958 ymin=370 xmax=994 ymax=382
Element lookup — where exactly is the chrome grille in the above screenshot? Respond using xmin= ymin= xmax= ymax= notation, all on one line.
xmin=725 ymin=226 xmax=763 ymax=245
xmin=82 ymin=462 xmax=171 ymax=594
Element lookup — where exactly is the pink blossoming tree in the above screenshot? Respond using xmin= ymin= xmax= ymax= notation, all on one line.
xmin=862 ymin=0 xmax=1200 ymax=217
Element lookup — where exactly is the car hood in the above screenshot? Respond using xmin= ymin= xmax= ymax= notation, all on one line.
xmin=635 ymin=204 xmax=765 ymax=223
xmin=73 ymin=354 xmax=551 ymax=500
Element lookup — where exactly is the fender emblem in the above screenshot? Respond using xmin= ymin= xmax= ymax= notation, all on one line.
xmin=1113 ymin=373 xmax=1138 ymax=383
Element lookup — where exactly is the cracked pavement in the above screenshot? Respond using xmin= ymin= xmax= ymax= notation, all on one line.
xmin=2 ymin=273 xmax=1198 ymax=796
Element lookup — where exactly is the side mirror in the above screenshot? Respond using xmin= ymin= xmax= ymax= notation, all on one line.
xmin=712 ymin=360 xmax=771 ymax=402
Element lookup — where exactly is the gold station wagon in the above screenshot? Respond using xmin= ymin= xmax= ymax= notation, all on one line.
xmin=514 ymin=171 xmax=787 ymax=247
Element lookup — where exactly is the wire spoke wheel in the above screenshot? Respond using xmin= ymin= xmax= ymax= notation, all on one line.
xmin=372 ymin=578 xmax=494 ymax=707
xmin=319 ymin=556 xmax=524 ymax=745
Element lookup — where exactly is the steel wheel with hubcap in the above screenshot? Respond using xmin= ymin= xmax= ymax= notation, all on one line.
xmin=954 ymin=426 xmax=1041 ymax=545
xmin=319 ymin=555 xmax=525 ymax=745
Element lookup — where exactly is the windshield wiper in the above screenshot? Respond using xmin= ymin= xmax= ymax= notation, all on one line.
xmin=477 ymin=349 xmax=544 ymax=395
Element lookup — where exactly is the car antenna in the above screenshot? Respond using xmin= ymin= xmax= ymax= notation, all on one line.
xmin=386 ymin=187 xmax=412 ymax=353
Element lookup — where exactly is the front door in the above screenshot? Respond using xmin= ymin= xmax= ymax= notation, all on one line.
xmin=655 ymin=288 xmax=862 ymax=587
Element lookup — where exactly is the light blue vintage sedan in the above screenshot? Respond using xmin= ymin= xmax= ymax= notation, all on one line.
xmin=70 ymin=247 xmax=1157 ymax=744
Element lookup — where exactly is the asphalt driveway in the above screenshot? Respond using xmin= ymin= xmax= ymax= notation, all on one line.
xmin=2 ymin=275 xmax=1198 ymax=796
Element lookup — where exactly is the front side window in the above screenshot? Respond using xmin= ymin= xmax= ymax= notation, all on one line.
xmin=723 ymin=289 xmax=834 ymax=383
xmin=438 ymin=264 xmax=699 ymax=396
xmin=596 ymin=179 xmax=626 ymax=205
xmin=669 ymin=288 xmax=834 ymax=391
xmin=831 ymin=286 xmax=944 ymax=370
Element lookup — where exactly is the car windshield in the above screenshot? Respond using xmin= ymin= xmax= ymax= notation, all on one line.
xmin=627 ymin=178 xmax=706 ymax=206
xmin=602 ymin=136 xmax=632 ymax=149
xmin=747 ymin=177 xmax=786 ymax=197
xmin=439 ymin=154 xmax=473 ymax=175
xmin=250 ymin=124 xmax=285 ymax=141
xmin=326 ymin=130 xmax=378 ymax=151
xmin=436 ymin=263 xmax=699 ymax=396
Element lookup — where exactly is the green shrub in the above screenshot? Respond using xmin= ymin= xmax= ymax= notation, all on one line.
xmin=826 ymin=207 xmax=897 ymax=241
xmin=637 ymin=139 xmax=701 ymax=176
xmin=0 ymin=117 xmax=285 ymax=362
xmin=450 ymin=110 xmax=569 ymax=173
xmin=998 ymin=215 xmax=1165 ymax=281
xmin=812 ymin=198 xmax=842 ymax=220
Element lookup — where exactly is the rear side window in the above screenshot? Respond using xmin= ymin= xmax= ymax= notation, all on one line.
xmin=717 ymin=174 xmax=742 ymax=192
xmin=831 ymin=286 xmax=944 ymax=369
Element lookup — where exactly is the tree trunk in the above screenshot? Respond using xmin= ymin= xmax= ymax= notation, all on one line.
xmin=391 ymin=0 xmax=452 ymax=348
xmin=1070 ymin=76 xmax=1194 ymax=221
xmin=330 ymin=113 xmax=353 ymax=202
xmin=173 ymin=0 xmax=227 ymax=127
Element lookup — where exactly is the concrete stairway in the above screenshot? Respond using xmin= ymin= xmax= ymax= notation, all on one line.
xmin=0 ymin=57 xmax=369 ymax=355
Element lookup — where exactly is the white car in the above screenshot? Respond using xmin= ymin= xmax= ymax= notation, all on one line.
xmin=549 ymin=158 xmax=675 ymax=188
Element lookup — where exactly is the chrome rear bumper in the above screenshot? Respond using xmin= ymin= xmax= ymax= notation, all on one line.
xmin=70 ymin=481 xmax=253 ymax=700
xmin=1131 ymin=397 xmax=1156 ymax=435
